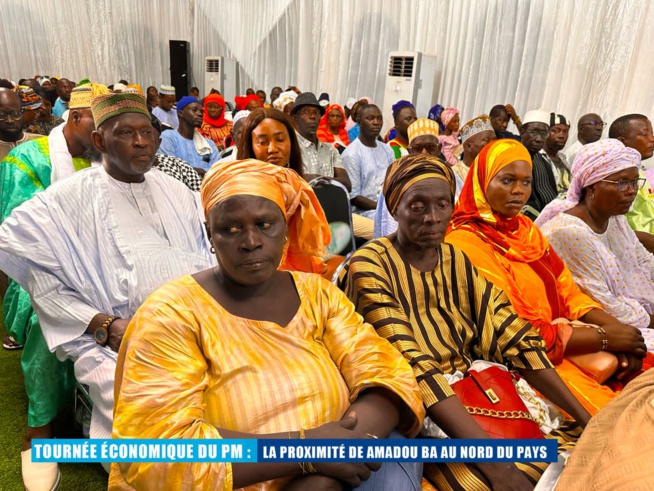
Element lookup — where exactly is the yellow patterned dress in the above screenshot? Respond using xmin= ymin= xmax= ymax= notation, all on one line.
xmin=109 ymin=271 xmax=425 ymax=491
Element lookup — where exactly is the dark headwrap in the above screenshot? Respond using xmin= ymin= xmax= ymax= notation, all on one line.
xmin=428 ymin=104 xmax=446 ymax=132
xmin=383 ymin=154 xmax=456 ymax=215
xmin=392 ymin=100 xmax=415 ymax=119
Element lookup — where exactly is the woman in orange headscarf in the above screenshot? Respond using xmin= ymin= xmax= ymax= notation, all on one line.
xmin=201 ymin=159 xmax=329 ymax=275
xmin=110 ymin=158 xmax=425 ymax=491
xmin=317 ymin=104 xmax=350 ymax=153
xmin=200 ymin=93 xmax=233 ymax=151
xmin=446 ymin=139 xmax=650 ymax=414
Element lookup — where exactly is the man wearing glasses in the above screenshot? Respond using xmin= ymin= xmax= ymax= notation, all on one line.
xmin=609 ymin=114 xmax=654 ymax=253
xmin=520 ymin=110 xmax=559 ymax=219
xmin=0 ymin=88 xmax=40 ymax=161
xmin=563 ymin=113 xmax=605 ymax=166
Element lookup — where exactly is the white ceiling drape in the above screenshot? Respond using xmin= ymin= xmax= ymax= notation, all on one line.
xmin=0 ymin=0 xmax=193 ymax=89
xmin=2 ymin=0 xmax=654 ymax=138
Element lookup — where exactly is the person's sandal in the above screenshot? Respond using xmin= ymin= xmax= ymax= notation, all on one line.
xmin=3 ymin=336 xmax=23 ymax=350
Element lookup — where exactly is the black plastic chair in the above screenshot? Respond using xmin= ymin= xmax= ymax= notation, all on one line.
xmin=310 ymin=178 xmax=357 ymax=257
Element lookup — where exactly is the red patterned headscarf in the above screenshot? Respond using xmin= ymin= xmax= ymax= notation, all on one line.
xmin=317 ymin=104 xmax=350 ymax=147
xmin=235 ymin=94 xmax=263 ymax=111
xmin=203 ymin=93 xmax=227 ymax=127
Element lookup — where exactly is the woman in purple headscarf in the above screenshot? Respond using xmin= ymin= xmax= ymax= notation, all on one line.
xmin=437 ymin=107 xmax=461 ymax=167
xmin=537 ymin=139 xmax=654 ymax=353
xmin=428 ymin=104 xmax=445 ymax=132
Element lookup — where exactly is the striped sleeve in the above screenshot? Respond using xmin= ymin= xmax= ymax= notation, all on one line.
xmin=526 ymin=153 xmax=559 ymax=212
xmin=344 ymin=247 xmax=455 ymax=408
xmin=462 ymin=253 xmax=553 ymax=371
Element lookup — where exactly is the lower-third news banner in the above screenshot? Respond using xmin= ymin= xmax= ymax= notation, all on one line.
xmin=32 ymin=439 xmax=557 ymax=464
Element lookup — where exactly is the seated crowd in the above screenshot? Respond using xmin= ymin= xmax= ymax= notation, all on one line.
xmin=1 ymin=74 xmax=654 ymax=491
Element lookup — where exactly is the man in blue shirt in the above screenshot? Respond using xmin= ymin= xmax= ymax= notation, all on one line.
xmin=152 ymin=85 xmax=179 ymax=129
xmin=157 ymin=96 xmax=220 ymax=175
xmin=52 ymin=78 xmax=74 ymax=117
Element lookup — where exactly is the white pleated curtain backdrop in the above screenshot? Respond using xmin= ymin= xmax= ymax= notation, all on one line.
xmin=2 ymin=0 xmax=654 ymax=143
xmin=0 ymin=0 xmax=194 ymax=90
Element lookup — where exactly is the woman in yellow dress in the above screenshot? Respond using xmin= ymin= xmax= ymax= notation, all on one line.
xmin=109 ymin=159 xmax=425 ymax=491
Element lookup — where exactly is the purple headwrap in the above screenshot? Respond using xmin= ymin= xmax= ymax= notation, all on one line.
xmin=428 ymin=104 xmax=445 ymax=132
xmin=535 ymin=139 xmax=641 ymax=226
xmin=440 ymin=107 xmax=460 ymax=127
xmin=392 ymin=100 xmax=415 ymax=118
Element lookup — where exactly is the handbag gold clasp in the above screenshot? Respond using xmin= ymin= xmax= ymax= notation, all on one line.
xmin=485 ymin=388 xmax=499 ymax=404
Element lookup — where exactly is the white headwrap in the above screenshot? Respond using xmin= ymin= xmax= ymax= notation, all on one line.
xmin=460 ymin=115 xmax=493 ymax=143
xmin=522 ymin=110 xmax=550 ymax=126
xmin=272 ymin=91 xmax=297 ymax=111
xmin=233 ymin=110 xmax=251 ymax=126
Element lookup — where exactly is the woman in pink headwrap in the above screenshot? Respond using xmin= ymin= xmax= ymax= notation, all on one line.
xmin=537 ymin=139 xmax=654 ymax=354
xmin=437 ymin=107 xmax=462 ymax=167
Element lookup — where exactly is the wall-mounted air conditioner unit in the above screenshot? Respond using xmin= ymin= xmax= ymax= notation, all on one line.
xmin=381 ymin=51 xmax=439 ymax=136
xmin=204 ymin=56 xmax=240 ymax=102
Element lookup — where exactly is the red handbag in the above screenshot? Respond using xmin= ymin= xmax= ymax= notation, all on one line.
xmin=451 ymin=366 xmax=544 ymax=440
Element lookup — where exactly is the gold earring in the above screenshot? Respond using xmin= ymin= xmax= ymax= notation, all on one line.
xmin=284 ymin=236 xmax=288 ymax=243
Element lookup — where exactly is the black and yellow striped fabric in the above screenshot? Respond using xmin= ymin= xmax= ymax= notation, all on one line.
xmin=344 ymin=237 xmax=552 ymax=408
xmin=343 ymin=237 xmax=580 ymax=490
xmin=425 ymin=421 xmax=580 ymax=491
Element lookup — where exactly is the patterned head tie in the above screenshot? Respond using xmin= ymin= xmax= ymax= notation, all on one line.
xmin=91 ymin=92 xmax=150 ymax=128
xmin=460 ymin=115 xmax=494 ymax=143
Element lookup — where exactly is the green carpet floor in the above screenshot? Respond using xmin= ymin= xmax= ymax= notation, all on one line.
xmin=1 ymin=315 xmax=108 ymax=490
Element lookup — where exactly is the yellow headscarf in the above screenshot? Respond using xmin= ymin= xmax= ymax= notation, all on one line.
xmin=124 ymin=84 xmax=144 ymax=95
xmin=201 ymin=159 xmax=331 ymax=275
xmin=69 ymin=83 xmax=110 ymax=109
